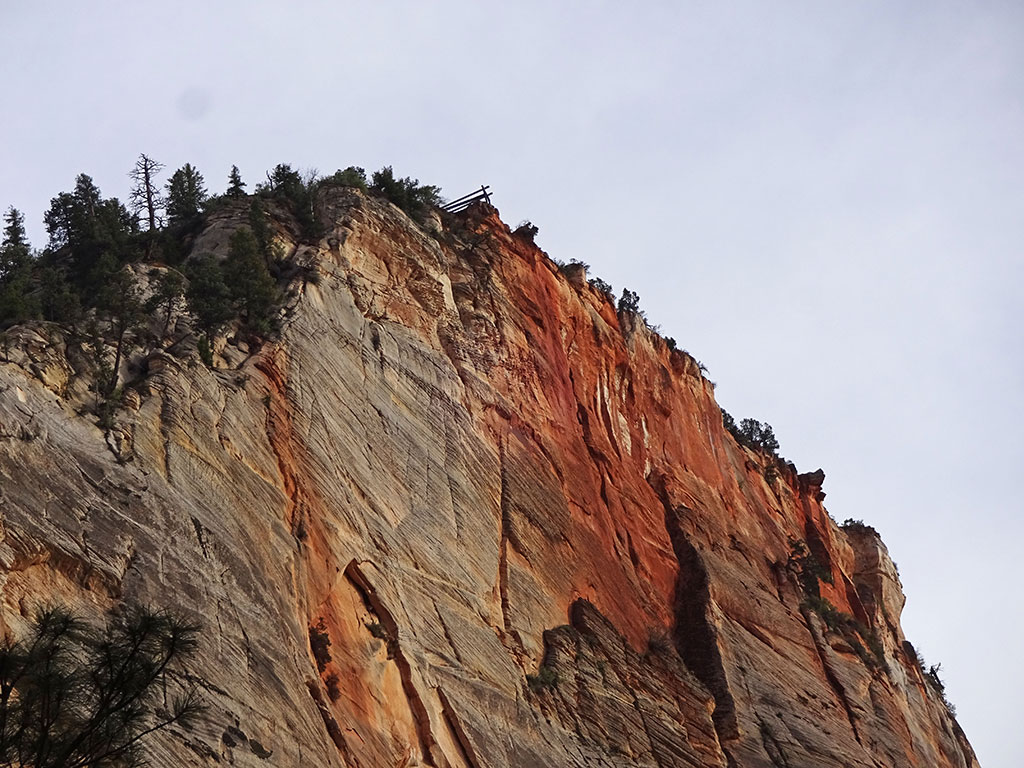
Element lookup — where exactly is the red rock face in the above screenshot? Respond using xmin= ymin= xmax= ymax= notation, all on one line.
xmin=0 ymin=190 xmax=979 ymax=767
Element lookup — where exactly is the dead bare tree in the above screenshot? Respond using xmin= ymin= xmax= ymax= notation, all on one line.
xmin=129 ymin=153 xmax=165 ymax=231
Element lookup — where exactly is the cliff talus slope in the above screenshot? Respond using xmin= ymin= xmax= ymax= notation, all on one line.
xmin=0 ymin=190 xmax=979 ymax=767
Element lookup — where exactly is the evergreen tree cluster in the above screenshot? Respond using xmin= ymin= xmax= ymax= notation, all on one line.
xmin=0 ymin=156 xmax=446 ymax=337
xmin=0 ymin=604 xmax=203 ymax=767
xmin=368 ymin=166 xmax=442 ymax=223
xmin=721 ymin=409 xmax=781 ymax=455
xmin=0 ymin=207 xmax=37 ymax=326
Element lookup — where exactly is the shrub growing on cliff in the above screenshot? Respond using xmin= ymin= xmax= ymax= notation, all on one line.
xmin=526 ymin=664 xmax=559 ymax=692
xmin=922 ymin=661 xmax=957 ymax=716
xmin=513 ymin=220 xmax=539 ymax=242
xmin=588 ymin=277 xmax=614 ymax=302
xmin=369 ymin=166 xmax=442 ymax=223
xmin=788 ymin=538 xmax=833 ymax=597
xmin=738 ymin=418 xmax=779 ymax=454
xmin=617 ymin=288 xmax=641 ymax=315
xmin=309 ymin=618 xmax=332 ymax=674
xmin=721 ymin=410 xmax=781 ymax=456
xmin=0 ymin=604 xmax=204 ymax=767
xmin=801 ymin=594 xmax=886 ymax=671
xmin=256 ymin=164 xmax=320 ymax=238
xmin=324 ymin=166 xmax=368 ymax=191
xmin=841 ymin=519 xmax=877 ymax=536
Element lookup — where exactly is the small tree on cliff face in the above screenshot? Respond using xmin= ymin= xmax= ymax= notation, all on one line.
xmin=226 ymin=165 xmax=246 ymax=197
xmin=165 ymin=164 xmax=208 ymax=225
xmin=737 ymin=418 xmax=779 ymax=455
xmin=44 ymin=174 xmax=138 ymax=294
xmin=0 ymin=605 xmax=204 ymax=768
xmin=369 ymin=166 xmax=442 ymax=223
xmin=96 ymin=266 xmax=144 ymax=398
xmin=0 ymin=207 xmax=38 ymax=327
xmin=224 ymin=227 xmax=276 ymax=334
xmin=185 ymin=254 xmax=233 ymax=366
xmin=145 ymin=269 xmax=185 ymax=336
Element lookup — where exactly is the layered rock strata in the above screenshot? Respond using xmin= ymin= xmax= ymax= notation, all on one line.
xmin=0 ymin=190 xmax=979 ymax=767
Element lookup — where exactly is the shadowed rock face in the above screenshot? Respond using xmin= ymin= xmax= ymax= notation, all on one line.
xmin=0 ymin=189 xmax=979 ymax=767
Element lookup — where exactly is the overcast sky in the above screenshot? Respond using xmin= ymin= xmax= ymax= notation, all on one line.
xmin=2 ymin=2 xmax=1020 ymax=764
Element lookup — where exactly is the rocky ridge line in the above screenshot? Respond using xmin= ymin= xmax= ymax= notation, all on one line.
xmin=0 ymin=188 xmax=979 ymax=767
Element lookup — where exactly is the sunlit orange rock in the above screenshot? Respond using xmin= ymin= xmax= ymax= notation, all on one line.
xmin=0 ymin=189 xmax=978 ymax=766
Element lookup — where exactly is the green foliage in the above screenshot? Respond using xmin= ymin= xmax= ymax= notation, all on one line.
xmin=227 ymin=165 xmax=247 ymax=197
xmin=738 ymin=418 xmax=779 ymax=454
xmin=43 ymin=174 xmax=138 ymax=292
xmin=0 ymin=208 xmax=39 ymax=327
xmin=617 ymin=288 xmax=641 ymax=315
xmin=647 ymin=628 xmax=672 ymax=655
xmin=224 ymin=228 xmax=277 ymax=334
xmin=723 ymin=412 xmax=780 ymax=455
xmin=526 ymin=664 xmax=559 ymax=692
xmin=325 ymin=673 xmax=341 ymax=702
xmin=841 ymin=519 xmax=877 ymax=536
xmin=721 ymin=408 xmax=737 ymax=435
xmin=802 ymin=595 xmax=843 ymax=630
xmin=588 ymin=277 xmax=614 ymax=301
xmin=369 ymin=166 xmax=442 ymax=223
xmin=165 ymin=163 xmax=208 ymax=225
xmin=257 ymin=164 xmax=320 ymax=237
xmin=248 ymin=200 xmax=281 ymax=264
xmin=1 ymin=206 xmax=28 ymax=253
xmin=366 ymin=622 xmax=387 ymax=641
xmin=802 ymin=595 xmax=886 ymax=671
xmin=197 ymin=335 xmax=213 ymax=367
xmin=924 ymin=662 xmax=957 ymax=714
xmin=44 ymin=175 xmax=100 ymax=249
xmin=185 ymin=254 xmax=234 ymax=334
xmin=309 ymin=619 xmax=332 ymax=674
xmin=513 ymin=220 xmax=539 ymax=242
xmin=144 ymin=269 xmax=185 ymax=335
xmin=0 ymin=604 xmax=204 ymax=768
xmin=38 ymin=265 xmax=81 ymax=324
xmin=261 ymin=163 xmax=304 ymax=197
xmin=788 ymin=537 xmax=833 ymax=597
xmin=95 ymin=266 xmax=144 ymax=396
xmin=87 ymin=322 xmax=113 ymax=395
xmin=324 ymin=166 xmax=368 ymax=190
xmin=96 ymin=385 xmax=124 ymax=430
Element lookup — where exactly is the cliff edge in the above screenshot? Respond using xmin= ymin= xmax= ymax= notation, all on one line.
xmin=0 ymin=189 xmax=979 ymax=767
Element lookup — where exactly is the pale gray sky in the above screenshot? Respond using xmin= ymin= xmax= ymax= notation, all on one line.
xmin=2 ymin=2 xmax=1020 ymax=764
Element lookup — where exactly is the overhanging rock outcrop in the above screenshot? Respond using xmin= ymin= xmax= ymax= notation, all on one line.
xmin=0 ymin=189 xmax=979 ymax=767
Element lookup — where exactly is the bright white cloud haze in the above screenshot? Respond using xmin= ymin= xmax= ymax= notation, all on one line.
xmin=1 ymin=2 xmax=1020 ymax=765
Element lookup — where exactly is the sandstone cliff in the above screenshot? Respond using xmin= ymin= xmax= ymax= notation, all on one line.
xmin=0 ymin=189 xmax=979 ymax=767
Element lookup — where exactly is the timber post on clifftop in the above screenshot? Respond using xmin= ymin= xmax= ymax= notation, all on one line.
xmin=441 ymin=185 xmax=491 ymax=213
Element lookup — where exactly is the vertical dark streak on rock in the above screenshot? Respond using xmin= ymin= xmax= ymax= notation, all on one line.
xmin=305 ymin=680 xmax=358 ymax=768
xmin=798 ymin=603 xmax=864 ymax=746
xmin=757 ymin=716 xmax=791 ymax=768
xmin=497 ymin=435 xmax=513 ymax=639
xmin=651 ymin=478 xmax=738 ymax=763
xmin=345 ymin=561 xmax=447 ymax=768
xmin=437 ymin=687 xmax=481 ymax=768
